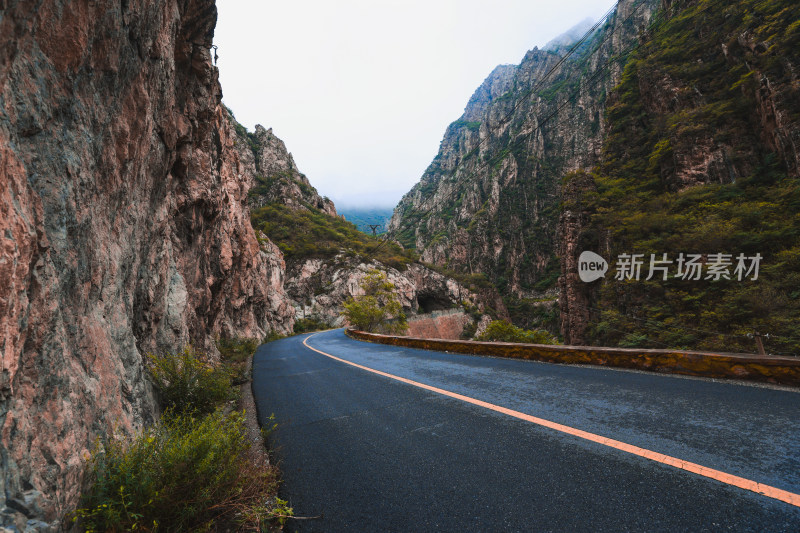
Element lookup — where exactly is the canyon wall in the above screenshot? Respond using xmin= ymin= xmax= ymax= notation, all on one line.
xmin=0 ymin=0 xmax=292 ymax=526
xmin=389 ymin=0 xmax=660 ymax=302
xmin=285 ymin=256 xmax=498 ymax=330
xmin=560 ymin=0 xmax=800 ymax=351
xmin=230 ymin=119 xmax=337 ymax=216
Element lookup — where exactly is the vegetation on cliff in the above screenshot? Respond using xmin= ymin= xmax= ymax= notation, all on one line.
xmin=252 ymin=202 xmax=416 ymax=269
xmin=71 ymin=340 xmax=288 ymax=531
xmin=387 ymin=1 xmax=659 ymax=337
xmin=574 ymin=0 xmax=800 ymax=354
xmin=342 ymin=270 xmax=409 ymax=334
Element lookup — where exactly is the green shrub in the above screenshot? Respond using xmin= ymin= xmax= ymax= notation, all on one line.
xmin=293 ymin=316 xmax=331 ymax=334
xmin=146 ymin=346 xmax=235 ymax=417
xmin=216 ymin=337 xmax=259 ymax=364
xmin=476 ymin=320 xmax=559 ymax=344
xmin=216 ymin=337 xmax=261 ymax=386
xmin=461 ymin=321 xmax=478 ymax=340
xmin=71 ymin=410 xmax=277 ymax=532
xmin=342 ymin=270 xmax=408 ymax=334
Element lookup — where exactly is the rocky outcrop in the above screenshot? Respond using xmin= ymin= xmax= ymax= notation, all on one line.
xmin=233 ymin=121 xmax=337 ymax=216
xmin=285 ymin=256 xmax=495 ymax=329
xmin=557 ymin=171 xmax=597 ymax=345
xmin=0 ymin=0 xmax=292 ymax=526
xmin=389 ymin=0 xmax=660 ymax=298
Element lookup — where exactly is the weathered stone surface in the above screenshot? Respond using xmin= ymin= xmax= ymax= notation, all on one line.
xmin=557 ymin=170 xmax=598 ymax=345
xmin=406 ymin=309 xmax=473 ymax=340
xmin=285 ymin=256 xmax=495 ymax=328
xmin=0 ymin=0 xmax=292 ymax=525
xmin=236 ymin=122 xmax=337 ymax=216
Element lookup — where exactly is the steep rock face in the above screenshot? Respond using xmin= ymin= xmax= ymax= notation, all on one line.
xmin=560 ymin=0 xmax=800 ymax=349
xmin=406 ymin=309 xmax=474 ymax=340
xmin=234 ymin=122 xmax=337 ymax=216
xmin=389 ymin=0 xmax=659 ymax=301
xmin=557 ymin=171 xmax=597 ymax=345
xmin=0 ymin=0 xmax=292 ymax=525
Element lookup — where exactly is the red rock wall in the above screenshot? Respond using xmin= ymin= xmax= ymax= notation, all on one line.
xmin=0 ymin=0 xmax=292 ymax=525
xmin=406 ymin=311 xmax=472 ymax=340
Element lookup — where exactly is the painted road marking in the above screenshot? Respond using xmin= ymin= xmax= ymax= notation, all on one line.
xmin=302 ymin=333 xmax=800 ymax=508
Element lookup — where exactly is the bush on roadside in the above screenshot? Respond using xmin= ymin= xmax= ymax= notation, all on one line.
xmin=263 ymin=329 xmax=286 ymax=343
xmin=217 ymin=336 xmax=259 ymax=363
xmin=293 ymin=316 xmax=331 ymax=334
xmin=216 ymin=336 xmax=261 ymax=386
xmin=476 ymin=320 xmax=559 ymax=345
xmin=146 ymin=346 xmax=235 ymax=417
xmin=70 ymin=410 xmax=278 ymax=532
xmin=341 ymin=270 xmax=408 ymax=334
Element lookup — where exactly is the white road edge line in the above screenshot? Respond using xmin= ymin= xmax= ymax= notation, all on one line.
xmin=302 ymin=332 xmax=800 ymax=508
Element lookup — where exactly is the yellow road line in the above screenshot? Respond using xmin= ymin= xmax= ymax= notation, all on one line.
xmin=302 ymin=332 xmax=800 ymax=508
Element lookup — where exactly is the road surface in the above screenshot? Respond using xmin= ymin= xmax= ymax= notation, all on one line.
xmin=252 ymin=329 xmax=800 ymax=531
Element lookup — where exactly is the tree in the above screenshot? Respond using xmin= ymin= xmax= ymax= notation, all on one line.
xmin=342 ymin=269 xmax=408 ymax=334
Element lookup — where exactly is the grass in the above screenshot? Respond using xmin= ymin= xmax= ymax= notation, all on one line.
xmin=70 ymin=339 xmax=291 ymax=531
xmin=293 ymin=316 xmax=332 ymax=334
xmin=251 ymin=202 xmax=417 ymax=270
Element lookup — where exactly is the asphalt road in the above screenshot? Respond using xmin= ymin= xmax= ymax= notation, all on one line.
xmin=252 ymin=329 xmax=800 ymax=532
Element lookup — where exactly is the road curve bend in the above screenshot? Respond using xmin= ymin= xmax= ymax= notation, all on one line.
xmin=252 ymin=328 xmax=800 ymax=532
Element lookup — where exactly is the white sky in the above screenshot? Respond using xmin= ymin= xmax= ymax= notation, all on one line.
xmin=214 ymin=1 xmax=615 ymax=208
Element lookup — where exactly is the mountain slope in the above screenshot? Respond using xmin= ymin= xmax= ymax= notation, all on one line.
xmin=561 ymin=0 xmax=800 ymax=352
xmin=228 ymin=116 xmax=337 ymax=216
xmin=227 ymin=116 xmax=504 ymax=335
xmin=388 ymin=0 xmax=660 ymax=324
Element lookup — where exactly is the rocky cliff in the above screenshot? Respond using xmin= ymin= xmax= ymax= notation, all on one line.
xmin=232 ymin=119 xmax=337 ymax=216
xmin=285 ymin=254 xmax=497 ymax=332
xmin=0 ymin=0 xmax=293 ymax=526
xmin=239 ymin=128 xmax=506 ymax=333
xmin=561 ymin=0 xmax=800 ymax=352
xmin=389 ymin=0 xmax=660 ymax=305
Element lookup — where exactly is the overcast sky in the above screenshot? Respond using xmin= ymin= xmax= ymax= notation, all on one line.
xmin=214 ymin=1 xmax=615 ymax=208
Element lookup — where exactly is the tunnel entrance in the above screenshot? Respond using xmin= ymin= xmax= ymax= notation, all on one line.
xmin=416 ymin=293 xmax=452 ymax=314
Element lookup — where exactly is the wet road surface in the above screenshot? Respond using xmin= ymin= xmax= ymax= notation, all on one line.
xmin=252 ymin=329 xmax=800 ymax=532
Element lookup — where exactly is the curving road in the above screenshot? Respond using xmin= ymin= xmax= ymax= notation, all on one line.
xmin=252 ymin=329 xmax=800 ymax=532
